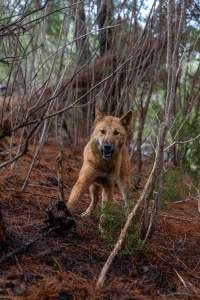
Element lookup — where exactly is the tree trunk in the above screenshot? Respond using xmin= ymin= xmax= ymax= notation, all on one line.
xmin=71 ymin=0 xmax=90 ymax=64
xmin=135 ymin=104 xmax=144 ymax=189
xmin=97 ymin=0 xmax=114 ymax=56
xmin=135 ymin=84 xmax=153 ymax=188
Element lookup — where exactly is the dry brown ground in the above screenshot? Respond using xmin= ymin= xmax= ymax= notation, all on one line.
xmin=0 ymin=138 xmax=200 ymax=300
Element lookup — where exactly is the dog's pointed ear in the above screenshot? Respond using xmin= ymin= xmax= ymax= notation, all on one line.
xmin=120 ymin=110 xmax=133 ymax=130
xmin=95 ymin=105 xmax=105 ymax=122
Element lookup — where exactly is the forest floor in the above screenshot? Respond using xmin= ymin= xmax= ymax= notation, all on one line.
xmin=0 ymin=138 xmax=200 ymax=300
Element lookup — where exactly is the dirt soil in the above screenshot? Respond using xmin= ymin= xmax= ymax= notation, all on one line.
xmin=0 ymin=138 xmax=200 ymax=300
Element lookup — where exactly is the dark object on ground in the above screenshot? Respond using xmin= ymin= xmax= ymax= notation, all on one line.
xmin=0 ymin=232 xmax=43 ymax=264
xmin=44 ymin=200 xmax=76 ymax=236
xmin=0 ymin=201 xmax=76 ymax=264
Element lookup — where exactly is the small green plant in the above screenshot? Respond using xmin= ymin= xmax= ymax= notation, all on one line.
xmin=162 ymin=167 xmax=196 ymax=207
xmin=170 ymin=113 xmax=200 ymax=173
xmin=95 ymin=201 xmax=143 ymax=256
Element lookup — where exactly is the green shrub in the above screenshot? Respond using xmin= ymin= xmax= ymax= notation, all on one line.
xmin=162 ymin=167 xmax=196 ymax=206
xmin=95 ymin=201 xmax=143 ymax=256
xmin=170 ymin=113 xmax=200 ymax=173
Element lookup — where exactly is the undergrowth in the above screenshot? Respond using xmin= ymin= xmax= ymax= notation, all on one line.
xmin=94 ymin=201 xmax=143 ymax=256
xmin=91 ymin=167 xmax=196 ymax=255
xmin=162 ymin=166 xmax=196 ymax=207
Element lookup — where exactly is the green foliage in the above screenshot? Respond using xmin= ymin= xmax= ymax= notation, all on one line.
xmin=0 ymin=63 xmax=9 ymax=82
xmin=95 ymin=201 xmax=143 ymax=256
xmin=182 ymin=26 xmax=200 ymax=52
xmin=47 ymin=4 xmax=63 ymax=38
xmin=170 ymin=113 xmax=200 ymax=172
xmin=180 ymin=119 xmax=200 ymax=172
xmin=162 ymin=167 xmax=196 ymax=206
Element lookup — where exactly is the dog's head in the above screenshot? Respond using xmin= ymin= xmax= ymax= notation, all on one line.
xmin=91 ymin=106 xmax=132 ymax=160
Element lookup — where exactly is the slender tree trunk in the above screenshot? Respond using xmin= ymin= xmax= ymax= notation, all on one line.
xmin=135 ymin=104 xmax=144 ymax=188
xmin=71 ymin=0 xmax=90 ymax=64
xmin=97 ymin=0 xmax=114 ymax=56
xmin=75 ymin=1 xmax=90 ymax=63
xmin=135 ymin=84 xmax=153 ymax=188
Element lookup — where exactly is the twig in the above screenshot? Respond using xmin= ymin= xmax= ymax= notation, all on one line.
xmin=0 ymin=121 xmax=40 ymax=170
xmin=174 ymin=269 xmax=188 ymax=290
xmin=0 ymin=187 xmax=58 ymax=200
xmin=57 ymin=151 xmax=65 ymax=203
xmin=164 ymin=132 xmax=200 ymax=152
xmin=161 ymin=214 xmax=194 ymax=222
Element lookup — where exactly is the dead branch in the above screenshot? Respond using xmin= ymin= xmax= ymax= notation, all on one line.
xmin=0 ymin=121 xmax=40 ymax=170
xmin=57 ymin=151 xmax=65 ymax=203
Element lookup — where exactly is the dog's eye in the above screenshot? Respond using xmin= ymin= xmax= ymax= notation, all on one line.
xmin=100 ymin=129 xmax=105 ymax=134
xmin=114 ymin=131 xmax=120 ymax=135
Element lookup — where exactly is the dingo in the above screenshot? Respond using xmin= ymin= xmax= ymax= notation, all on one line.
xmin=67 ymin=106 xmax=132 ymax=217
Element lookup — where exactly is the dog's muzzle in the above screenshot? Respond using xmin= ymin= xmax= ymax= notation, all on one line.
xmin=101 ymin=144 xmax=114 ymax=160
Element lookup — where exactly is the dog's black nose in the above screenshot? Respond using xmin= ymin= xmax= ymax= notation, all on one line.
xmin=103 ymin=144 xmax=113 ymax=152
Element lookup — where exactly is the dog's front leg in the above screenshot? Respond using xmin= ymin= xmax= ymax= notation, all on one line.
xmin=81 ymin=184 xmax=100 ymax=218
xmin=67 ymin=166 xmax=94 ymax=214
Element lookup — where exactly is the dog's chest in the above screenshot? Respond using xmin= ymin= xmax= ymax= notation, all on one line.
xmin=94 ymin=169 xmax=119 ymax=186
xmin=95 ymin=172 xmax=109 ymax=185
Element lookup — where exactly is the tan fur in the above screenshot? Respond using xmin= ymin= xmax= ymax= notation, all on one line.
xmin=67 ymin=107 xmax=133 ymax=217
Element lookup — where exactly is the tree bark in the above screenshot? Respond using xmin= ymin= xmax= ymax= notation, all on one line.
xmin=135 ymin=84 xmax=153 ymax=188
xmin=97 ymin=0 xmax=114 ymax=56
xmin=71 ymin=0 xmax=90 ymax=64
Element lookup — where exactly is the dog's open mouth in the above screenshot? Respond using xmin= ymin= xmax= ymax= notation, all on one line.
xmin=102 ymin=150 xmax=114 ymax=160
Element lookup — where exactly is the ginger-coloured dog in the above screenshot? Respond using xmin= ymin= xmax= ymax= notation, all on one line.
xmin=67 ymin=106 xmax=133 ymax=217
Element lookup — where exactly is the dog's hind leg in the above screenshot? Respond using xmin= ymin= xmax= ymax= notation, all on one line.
xmin=81 ymin=184 xmax=100 ymax=218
